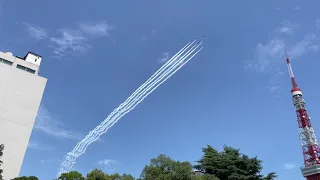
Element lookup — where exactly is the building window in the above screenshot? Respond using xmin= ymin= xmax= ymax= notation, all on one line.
xmin=0 ymin=58 xmax=13 ymax=66
xmin=16 ymin=64 xmax=36 ymax=74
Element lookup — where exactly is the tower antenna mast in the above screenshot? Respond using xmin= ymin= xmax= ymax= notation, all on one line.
xmin=285 ymin=53 xmax=320 ymax=179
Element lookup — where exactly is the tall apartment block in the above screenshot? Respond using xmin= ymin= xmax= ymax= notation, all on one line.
xmin=0 ymin=51 xmax=47 ymax=179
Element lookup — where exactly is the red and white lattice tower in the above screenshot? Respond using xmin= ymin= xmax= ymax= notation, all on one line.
xmin=285 ymin=54 xmax=320 ymax=179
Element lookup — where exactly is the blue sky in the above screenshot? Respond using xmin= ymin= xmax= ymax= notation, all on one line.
xmin=1 ymin=0 xmax=320 ymax=179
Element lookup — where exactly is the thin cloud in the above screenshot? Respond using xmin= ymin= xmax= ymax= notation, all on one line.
xmin=249 ymin=32 xmax=317 ymax=73
xmin=152 ymin=29 xmax=157 ymax=34
xmin=142 ymin=29 xmax=157 ymax=41
xmin=40 ymin=158 xmax=59 ymax=164
xmin=269 ymin=71 xmax=285 ymax=84
xmin=97 ymin=159 xmax=117 ymax=166
xmin=158 ymin=52 xmax=170 ymax=63
xmin=316 ymin=19 xmax=320 ymax=30
xmin=78 ymin=21 xmax=114 ymax=37
xmin=27 ymin=140 xmax=53 ymax=150
xmin=288 ymin=33 xmax=318 ymax=57
xmin=97 ymin=159 xmax=118 ymax=172
xmin=308 ymin=44 xmax=320 ymax=51
xmin=50 ymin=28 xmax=91 ymax=58
xmin=27 ymin=141 xmax=41 ymax=149
xmin=268 ymin=85 xmax=281 ymax=93
xmin=22 ymin=23 xmax=48 ymax=40
xmin=292 ymin=6 xmax=301 ymax=11
xmin=22 ymin=20 xmax=114 ymax=59
xmin=247 ymin=38 xmax=285 ymax=73
xmin=34 ymin=105 xmax=83 ymax=141
xmin=275 ymin=21 xmax=299 ymax=35
xmin=284 ymin=163 xmax=297 ymax=170
xmin=246 ymin=21 xmax=319 ymax=93
xmin=267 ymin=71 xmax=285 ymax=94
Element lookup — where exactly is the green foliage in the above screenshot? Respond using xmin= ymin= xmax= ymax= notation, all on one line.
xmin=86 ymin=169 xmax=106 ymax=180
xmin=140 ymin=154 xmax=194 ymax=180
xmin=28 ymin=176 xmax=39 ymax=180
xmin=13 ymin=144 xmax=277 ymax=180
xmin=58 ymin=171 xmax=85 ymax=180
xmin=262 ymin=172 xmax=278 ymax=180
xmin=118 ymin=174 xmax=135 ymax=180
xmin=12 ymin=177 xmax=28 ymax=180
xmin=106 ymin=173 xmax=121 ymax=180
xmin=194 ymin=145 xmax=278 ymax=180
xmin=192 ymin=174 xmax=219 ymax=180
xmin=12 ymin=176 xmax=38 ymax=180
xmin=86 ymin=169 xmax=134 ymax=180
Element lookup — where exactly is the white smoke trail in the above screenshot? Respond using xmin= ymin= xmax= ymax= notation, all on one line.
xmin=57 ymin=40 xmax=203 ymax=176
xmin=60 ymin=43 xmax=200 ymax=165
xmin=58 ymin=42 xmax=202 ymax=174
xmin=72 ymin=41 xmax=196 ymax=152
xmin=67 ymin=41 xmax=195 ymax=155
xmin=77 ymin=44 xmax=203 ymax=154
xmin=74 ymin=42 xmax=202 ymax=155
xmin=64 ymin=47 xmax=202 ymax=166
xmin=68 ymin=41 xmax=199 ymax=157
xmin=58 ymin=42 xmax=203 ymax=174
xmin=73 ymin=42 xmax=202 ymax=158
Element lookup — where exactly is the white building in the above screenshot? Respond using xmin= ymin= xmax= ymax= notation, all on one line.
xmin=0 ymin=51 xmax=47 ymax=179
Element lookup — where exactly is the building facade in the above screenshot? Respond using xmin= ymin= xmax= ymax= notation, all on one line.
xmin=0 ymin=51 xmax=47 ymax=179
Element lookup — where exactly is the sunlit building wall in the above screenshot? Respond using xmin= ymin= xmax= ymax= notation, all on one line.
xmin=0 ymin=51 xmax=47 ymax=179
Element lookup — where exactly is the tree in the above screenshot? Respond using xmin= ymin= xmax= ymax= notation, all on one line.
xmin=12 ymin=177 xmax=28 ymax=180
xmin=28 ymin=176 xmax=39 ymax=180
xmin=58 ymin=171 xmax=85 ymax=180
xmin=86 ymin=169 xmax=135 ymax=180
xmin=0 ymin=144 xmax=4 ymax=180
xmin=118 ymin=174 xmax=135 ymax=180
xmin=140 ymin=154 xmax=194 ymax=180
xmin=194 ymin=145 xmax=278 ymax=180
xmin=86 ymin=169 xmax=106 ymax=180
xmin=12 ymin=176 xmax=39 ymax=180
xmin=106 ymin=173 xmax=121 ymax=180
xmin=192 ymin=174 xmax=219 ymax=180
xmin=262 ymin=172 xmax=278 ymax=180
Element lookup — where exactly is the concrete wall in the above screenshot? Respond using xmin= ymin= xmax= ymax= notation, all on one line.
xmin=0 ymin=61 xmax=47 ymax=179
xmin=0 ymin=52 xmax=40 ymax=75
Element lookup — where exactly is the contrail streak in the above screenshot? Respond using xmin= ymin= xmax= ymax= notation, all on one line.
xmin=67 ymin=41 xmax=195 ymax=155
xmin=75 ymin=42 xmax=202 ymax=154
xmin=79 ymin=44 xmax=203 ymax=153
xmin=60 ymin=44 xmax=196 ymax=164
xmin=71 ymin=43 xmax=202 ymax=159
xmin=69 ymin=41 xmax=196 ymax=154
xmin=74 ymin=42 xmax=202 ymax=157
xmin=69 ymin=41 xmax=200 ymax=157
xmin=58 ymin=42 xmax=202 ymax=173
xmin=57 ymin=40 xmax=203 ymax=176
xmin=58 ymin=41 xmax=202 ymax=174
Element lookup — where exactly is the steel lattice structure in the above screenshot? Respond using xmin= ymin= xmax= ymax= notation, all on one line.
xmin=285 ymin=54 xmax=320 ymax=179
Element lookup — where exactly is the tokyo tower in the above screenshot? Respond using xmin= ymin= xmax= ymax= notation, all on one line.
xmin=285 ymin=54 xmax=320 ymax=179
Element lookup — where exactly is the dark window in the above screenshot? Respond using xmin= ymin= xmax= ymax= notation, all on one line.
xmin=25 ymin=68 xmax=36 ymax=74
xmin=0 ymin=58 xmax=13 ymax=66
xmin=16 ymin=64 xmax=26 ymax=70
xmin=16 ymin=64 xmax=36 ymax=74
